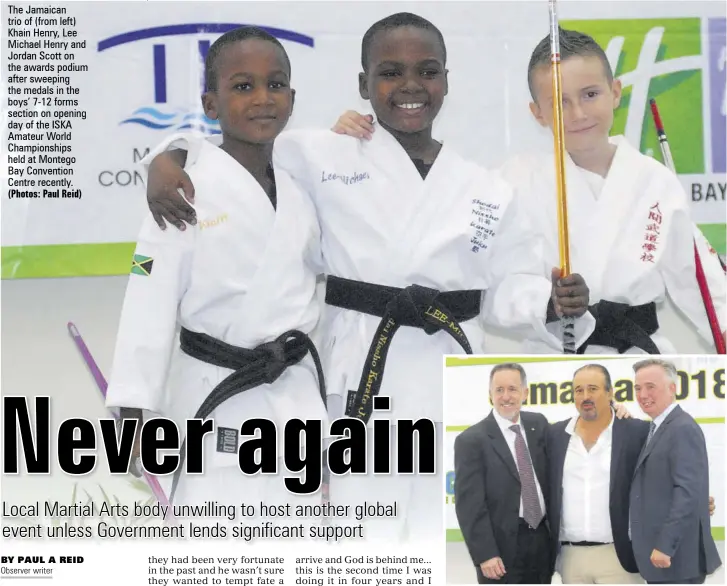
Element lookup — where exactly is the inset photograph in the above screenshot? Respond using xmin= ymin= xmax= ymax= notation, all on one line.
xmin=444 ymin=355 xmax=724 ymax=584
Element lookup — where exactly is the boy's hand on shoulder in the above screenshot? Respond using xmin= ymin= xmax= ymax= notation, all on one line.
xmin=331 ymin=111 xmax=375 ymax=141
xmin=147 ymin=151 xmax=197 ymax=231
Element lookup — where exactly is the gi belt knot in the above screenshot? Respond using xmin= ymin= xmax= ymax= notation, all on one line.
xmin=170 ymin=327 xmax=327 ymax=505
xmin=387 ymin=284 xmax=442 ymax=335
xmin=578 ymin=300 xmax=659 ymax=354
xmin=257 ymin=338 xmax=288 ymax=384
xmin=323 ymin=275 xmax=480 ymax=423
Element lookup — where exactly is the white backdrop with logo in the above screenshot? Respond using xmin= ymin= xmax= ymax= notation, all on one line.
xmin=443 ymin=355 xmax=726 ymax=541
xmin=1 ymin=1 xmax=725 ymax=278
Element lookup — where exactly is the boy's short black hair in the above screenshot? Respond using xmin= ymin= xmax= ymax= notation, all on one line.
xmin=205 ymin=26 xmax=291 ymax=92
xmin=360 ymin=12 xmax=446 ymax=72
xmin=527 ymin=28 xmax=613 ymax=100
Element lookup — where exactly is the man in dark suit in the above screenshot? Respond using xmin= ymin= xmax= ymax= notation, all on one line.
xmin=547 ymin=364 xmax=648 ymax=583
xmin=629 ymin=359 xmax=721 ymax=584
xmin=454 ymin=362 xmax=552 ymax=584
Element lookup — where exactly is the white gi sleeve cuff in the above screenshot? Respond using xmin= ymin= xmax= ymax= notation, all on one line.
xmin=106 ymin=386 xmax=164 ymax=414
xmin=481 ymin=274 xmax=551 ymax=331
xmin=139 ymin=132 xmax=194 ymax=174
xmin=138 ymin=132 xmax=222 ymax=175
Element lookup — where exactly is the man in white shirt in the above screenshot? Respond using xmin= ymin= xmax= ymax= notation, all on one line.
xmin=548 ymin=363 xmax=719 ymax=584
xmin=547 ymin=364 xmax=649 ymax=583
xmin=454 ymin=362 xmax=637 ymax=584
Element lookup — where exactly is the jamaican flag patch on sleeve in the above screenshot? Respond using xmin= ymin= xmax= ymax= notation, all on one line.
xmin=131 ymin=254 xmax=154 ymax=276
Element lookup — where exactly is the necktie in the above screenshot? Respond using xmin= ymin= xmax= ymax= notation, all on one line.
xmin=510 ymin=424 xmax=544 ymax=529
xmin=630 ymin=422 xmax=658 ymax=540
xmin=646 ymin=422 xmax=656 ymax=446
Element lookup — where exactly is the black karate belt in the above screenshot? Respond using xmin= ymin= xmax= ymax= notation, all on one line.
xmin=577 ymin=300 xmax=660 ymax=354
xmin=167 ymin=327 xmax=326 ymax=504
xmin=325 ymin=275 xmax=481 ymax=423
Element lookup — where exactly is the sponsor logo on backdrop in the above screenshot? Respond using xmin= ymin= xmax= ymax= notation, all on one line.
xmin=95 ymin=23 xmax=314 ymax=188
xmin=563 ymin=18 xmax=725 ymax=206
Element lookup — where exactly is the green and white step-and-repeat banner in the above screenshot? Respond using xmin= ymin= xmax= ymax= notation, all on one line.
xmin=2 ymin=2 xmax=724 ymax=279
xmin=444 ymin=355 xmax=726 ymax=542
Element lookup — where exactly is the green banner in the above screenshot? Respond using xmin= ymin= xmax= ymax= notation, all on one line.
xmin=1 ymin=243 xmax=136 ymax=279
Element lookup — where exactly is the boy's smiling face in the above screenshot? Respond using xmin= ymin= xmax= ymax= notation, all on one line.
xmin=203 ymin=39 xmax=294 ymax=145
xmin=529 ymin=55 xmax=622 ymax=156
xmin=359 ymin=25 xmax=448 ymax=135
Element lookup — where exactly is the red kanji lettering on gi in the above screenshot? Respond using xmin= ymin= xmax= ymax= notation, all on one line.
xmin=645 ymin=234 xmax=658 ymax=243
xmin=642 ymin=243 xmax=657 ymax=252
xmin=648 ymin=211 xmax=662 ymax=224
xmin=641 ymin=253 xmax=655 ymax=263
xmin=650 ymin=202 xmax=662 ymax=215
xmin=646 ymin=223 xmax=660 ymax=234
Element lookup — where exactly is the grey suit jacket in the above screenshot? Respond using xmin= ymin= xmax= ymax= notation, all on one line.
xmin=629 ymin=405 xmax=721 ymax=582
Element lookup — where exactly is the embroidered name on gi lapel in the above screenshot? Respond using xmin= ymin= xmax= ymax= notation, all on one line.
xmin=199 ymin=213 xmax=229 ymax=230
xmin=131 ymin=254 xmax=153 ymax=276
xmin=320 ymin=170 xmax=371 ymax=185
xmin=470 ymin=199 xmax=501 ymax=253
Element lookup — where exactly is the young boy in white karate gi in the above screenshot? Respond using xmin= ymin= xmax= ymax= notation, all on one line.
xmin=106 ymin=27 xmax=327 ymax=520
xmin=511 ymin=28 xmax=726 ymax=354
xmin=334 ymin=28 xmax=726 ymax=355
xmin=137 ymin=14 xmax=590 ymax=542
